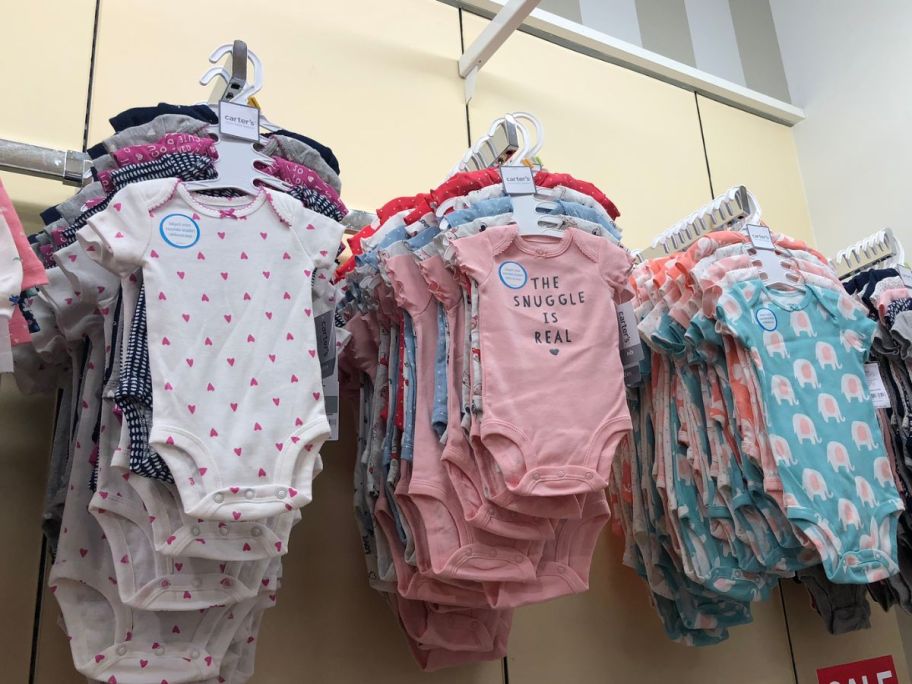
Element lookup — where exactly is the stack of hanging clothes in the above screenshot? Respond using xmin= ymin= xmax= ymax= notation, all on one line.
xmin=336 ymin=166 xmax=633 ymax=670
xmin=841 ymin=268 xmax=912 ymax=614
xmin=609 ymin=229 xmax=904 ymax=644
xmin=12 ymin=103 xmax=347 ymax=684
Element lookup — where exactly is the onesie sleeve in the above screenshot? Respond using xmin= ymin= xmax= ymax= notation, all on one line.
xmin=384 ymin=253 xmax=433 ymax=317
xmin=291 ymin=204 xmax=345 ymax=271
xmin=599 ymin=239 xmax=634 ymax=303
xmin=714 ymin=285 xmax=754 ymax=346
xmin=450 ymin=230 xmax=495 ymax=285
xmin=814 ymin=285 xmax=877 ymax=351
xmin=78 ymin=183 xmax=153 ymax=278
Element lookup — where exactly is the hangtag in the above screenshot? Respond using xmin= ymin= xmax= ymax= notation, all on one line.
xmin=623 ymin=365 xmax=642 ymax=387
xmin=864 ymin=363 xmax=890 ymax=409
xmin=218 ymin=101 xmax=260 ymax=141
xmin=616 ymin=300 xmax=645 ymax=367
xmin=323 ymin=365 xmax=340 ymax=441
xmin=746 ymin=224 xmax=775 ymax=251
xmin=321 ymin=324 xmax=340 ymax=442
xmin=314 ymin=311 xmax=336 ymax=378
xmin=898 ymin=264 xmax=912 ymax=288
xmin=500 ymin=166 xmax=535 ymax=196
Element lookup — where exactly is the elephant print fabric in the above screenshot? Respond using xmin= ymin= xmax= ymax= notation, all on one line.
xmin=716 ymin=280 xmax=904 ymax=584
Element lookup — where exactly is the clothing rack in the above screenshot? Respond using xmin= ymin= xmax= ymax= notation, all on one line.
xmin=634 ymin=185 xmax=753 ymax=262
xmin=831 ymin=227 xmax=906 ymax=279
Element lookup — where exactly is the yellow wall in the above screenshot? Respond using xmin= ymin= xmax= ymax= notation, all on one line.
xmin=2 ymin=3 xmax=907 ymax=683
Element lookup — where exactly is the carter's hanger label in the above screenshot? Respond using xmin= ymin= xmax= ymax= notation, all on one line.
xmin=747 ymin=224 xmax=775 ymax=251
xmin=500 ymin=166 xmax=536 ymax=196
xmin=159 ymin=213 xmax=200 ymax=249
xmin=219 ymin=101 xmax=260 ymax=142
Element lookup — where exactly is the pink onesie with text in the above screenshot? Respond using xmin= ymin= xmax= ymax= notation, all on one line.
xmin=453 ymin=225 xmax=633 ymax=496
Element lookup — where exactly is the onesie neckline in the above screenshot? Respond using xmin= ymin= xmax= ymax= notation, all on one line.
xmin=507 ymin=225 xmax=575 ymax=258
xmin=175 ymin=182 xmax=269 ymax=218
xmin=755 ymin=280 xmax=814 ymax=312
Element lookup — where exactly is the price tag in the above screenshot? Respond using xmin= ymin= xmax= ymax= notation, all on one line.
xmin=499 ymin=165 xmax=536 ymax=195
xmin=746 ymin=224 xmax=775 ymax=251
xmin=898 ymin=264 xmax=912 ymax=287
xmin=219 ymin=101 xmax=260 ymax=141
xmin=865 ymin=363 xmax=891 ymax=408
xmin=314 ymin=311 xmax=336 ymax=378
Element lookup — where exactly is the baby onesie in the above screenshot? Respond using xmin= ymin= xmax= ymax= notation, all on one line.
xmin=452 ymin=225 xmax=633 ymax=497
xmin=107 ymin=273 xmax=298 ymax=560
xmin=80 ymin=178 xmax=343 ymax=520
xmin=0 ymin=179 xmax=49 ymax=291
xmin=422 ymin=254 xmax=554 ymax=541
xmin=716 ymin=281 xmax=905 ymax=583
xmin=385 ymin=252 xmax=543 ymax=583
xmin=0 ymin=214 xmax=23 ymax=371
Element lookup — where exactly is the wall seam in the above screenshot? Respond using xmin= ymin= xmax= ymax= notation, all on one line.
xmin=81 ymin=0 xmax=102 ymax=152
xmin=694 ymin=93 xmax=715 ymax=199
xmin=779 ymin=584 xmax=801 ymax=684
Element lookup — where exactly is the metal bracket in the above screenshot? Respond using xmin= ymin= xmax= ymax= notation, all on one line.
xmin=222 ymin=39 xmax=249 ymax=102
xmin=458 ymin=0 xmax=541 ymax=103
xmin=0 ymin=138 xmax=92 ymax=186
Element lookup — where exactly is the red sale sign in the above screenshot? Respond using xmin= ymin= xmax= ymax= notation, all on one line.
xmin=817 ymin=655 xmax=897 ymax=684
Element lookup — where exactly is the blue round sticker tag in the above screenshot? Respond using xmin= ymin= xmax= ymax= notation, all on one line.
xmin=755 ymin=307 xmax=778 ymax=331
xmin=159 ymin=213 xmax=200 ymax=249
xmin=498 ymin=261 xmax=528 ymax=289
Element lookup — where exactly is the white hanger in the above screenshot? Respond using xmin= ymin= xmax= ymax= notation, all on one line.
xmin=185 ymin=41 xmax=290 ymax=196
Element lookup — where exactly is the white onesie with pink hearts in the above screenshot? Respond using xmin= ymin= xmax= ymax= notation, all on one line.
xmin=79 ymin=178 xmax=343 ymax=521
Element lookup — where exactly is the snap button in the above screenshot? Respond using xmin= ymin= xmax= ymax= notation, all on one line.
xmin=154 ymin=646 xmax=165 ymax=656
xmin=192 ymin=578 xmax=202 ymax=588
xmin=482 ymin=486 xmax=489 ymax=496
xmin=585 ymin=472 xmax=594 ymax=480
xmin=213 ymin=493 xmax=224 ymax=504
xmin=116 ymin=645 xmax=127 ymax=656
xmin=557 ymin=470 xmax=566 ymax=479
xmin=191 ymin=525 xmax=201 ymax=536
xmin=276 ymin=488 xmax=287 ymax=499
xmin=190 ymin=649 xmax=200 ymax=660
xmin=244 ymin=489 xmax=255 ymax=499
xmin=556 ymin=566 xmax=566 ymax=574
xmin=219 ymin=526 xmax=229 ymax=536
xmin=493 ymin=463 xmax=501 ymax=474
xmin=160 ymin=579 xmax=170 ymax=588
xmin=532 ymin=473 xmax=541 ymax=481
xmin=251 ymin=527 xmax=263 ymax=537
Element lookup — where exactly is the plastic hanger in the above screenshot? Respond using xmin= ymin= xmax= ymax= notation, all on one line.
xmin=185 ymin=41 xmax=291 ymax=195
